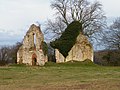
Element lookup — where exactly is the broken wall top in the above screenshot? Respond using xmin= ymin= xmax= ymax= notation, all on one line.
xmin=22 ymin=24 xmax=44 ymax=50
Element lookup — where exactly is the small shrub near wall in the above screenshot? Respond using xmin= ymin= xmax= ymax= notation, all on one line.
xmin=41 ymin=41 xmax=48 ymax=56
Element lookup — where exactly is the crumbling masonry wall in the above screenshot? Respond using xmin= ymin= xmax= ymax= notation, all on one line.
xmin=56 ymin=33 xmax=93 ymax=63
xmin=17 ymin=24 xmax=47 ymax=66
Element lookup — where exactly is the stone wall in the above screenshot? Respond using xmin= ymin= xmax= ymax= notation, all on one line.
xmin=17 ymin=24 xmax=47 ymax=66
xmin=55 ymin=33 xmax=93 ymax=63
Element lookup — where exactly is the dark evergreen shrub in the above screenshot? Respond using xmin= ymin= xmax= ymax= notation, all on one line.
xmin=50 ymin=21 xmax=82 ymax=58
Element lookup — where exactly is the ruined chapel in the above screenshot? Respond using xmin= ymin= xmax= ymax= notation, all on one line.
xmin=17 ymin=22 xmax=93 ymax=66
xmin=55 ymin=33 xmax=93 ymax=63
xmin=17 ymin=24 xmax=48 ymax=66
xmin=51 ymin=21 xmax=93 ymax=63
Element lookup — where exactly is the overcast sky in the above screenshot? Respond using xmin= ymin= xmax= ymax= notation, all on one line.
xmin=0 ymin=0 xmax=120 ymax=46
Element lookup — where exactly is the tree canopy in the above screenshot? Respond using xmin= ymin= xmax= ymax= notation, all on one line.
xmin=45 ymin=0 xmax=106 ymax=40
xmin=102 ymin=17 xmax=120 ymax=50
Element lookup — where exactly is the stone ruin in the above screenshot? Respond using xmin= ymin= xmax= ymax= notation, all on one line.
xmin=17 ymin=23 xmax=93 ymax=66
xmin=55 ymin=33 xmax=93 ymax=63
xmin=17 ymin=24 xmax=48 ymax=66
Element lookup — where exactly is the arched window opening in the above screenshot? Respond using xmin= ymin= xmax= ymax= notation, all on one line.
xmin=33 ymin=33 xmax=36 ymax=48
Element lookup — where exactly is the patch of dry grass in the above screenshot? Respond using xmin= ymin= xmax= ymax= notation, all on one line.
xmin=0 ymin=62 xmax=120 ymax=90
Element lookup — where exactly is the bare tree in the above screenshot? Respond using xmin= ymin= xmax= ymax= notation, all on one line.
xmin=9 ymin=42 xmax=22 ymax=63
xmin=103 ymin=17 xmax=120 ymax=50
xmin=0 ymin=42 xmax=22 ymax=65
xmin=45 ymin=0 xmax=106 ymax=40
xmin=0 ymin=46 xmax=9 ymax=61
xmin=45 ymin=17 xmax=66 ymax=40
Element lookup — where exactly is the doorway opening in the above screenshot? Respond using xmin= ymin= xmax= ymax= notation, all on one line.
xmin=32 ymin=53 xmax=37 ymax=66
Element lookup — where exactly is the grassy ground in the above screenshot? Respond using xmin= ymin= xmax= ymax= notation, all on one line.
xmin=0 ymin=61 xmax=120 ymax=90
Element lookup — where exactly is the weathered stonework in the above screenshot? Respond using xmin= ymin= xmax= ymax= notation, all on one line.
xmin=55 ymin=33 xmax=93 ymax=63
xmin=17 ymin=24 xmax=47 ymax=66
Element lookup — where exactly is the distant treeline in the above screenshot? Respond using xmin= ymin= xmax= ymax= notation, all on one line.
xmin=94 ymin=50 xmax=120 ymax=66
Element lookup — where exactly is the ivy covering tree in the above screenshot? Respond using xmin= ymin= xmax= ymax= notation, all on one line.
xmin=50 ymin=21 xmax=82 ymax=57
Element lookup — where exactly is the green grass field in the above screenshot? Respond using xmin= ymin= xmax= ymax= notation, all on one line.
xmin=0 ymin=61 xmax=120 ymax=90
